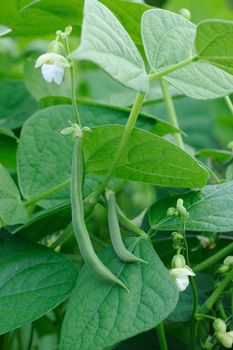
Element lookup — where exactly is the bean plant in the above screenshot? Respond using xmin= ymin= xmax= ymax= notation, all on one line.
xmin=0 ymin=0 xmax=233 ymax=349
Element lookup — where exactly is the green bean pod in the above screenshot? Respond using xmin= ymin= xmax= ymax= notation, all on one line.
xmin=106 ymin=190 xmax=147 ymax=264
xmin=71 ymin=137 xmax=129 ymax=292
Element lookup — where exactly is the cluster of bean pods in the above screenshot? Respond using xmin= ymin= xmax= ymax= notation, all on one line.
xmin=71 ymin=137 xmax=146 ymax=292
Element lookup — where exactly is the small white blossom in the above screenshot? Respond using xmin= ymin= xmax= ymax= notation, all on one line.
xmin=170 ymin=266 xmax=195 ymax=292
xmin=35 ymin=53 xmax=70 ymax=85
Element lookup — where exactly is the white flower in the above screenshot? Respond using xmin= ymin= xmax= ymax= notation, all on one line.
xmin=35 ymin=53 xmax=70 ymax=85
xmin=170 ymin=266 xmax=195 ymax=292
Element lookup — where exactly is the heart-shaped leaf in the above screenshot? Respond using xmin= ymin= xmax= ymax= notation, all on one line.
xmin=60 ymin=237 xmax=178 ymax=350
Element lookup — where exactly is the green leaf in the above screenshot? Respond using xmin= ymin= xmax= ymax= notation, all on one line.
xmin=168 ymin=286 xmax=193 ymax=322
xmin=0 ymin=231 xmax=78 ymax=335
xmin=141 ymin=8 xmax=195 ymax=70
xmin=149 ymin=182 xmax=233 ymax=232
xmin=0 ymin=79 xmax=38 ymax=129
xmin=11 ymin=202 xmax=71 ymax=241
xmin=100 ymin=0 xmax=151 ymax=56
xmin=84 ymin=125 xmax=208 ymax=188
xmin=17 ymin=105 xmax=182 ymax=201
xmin=0 ymin=165 xmax=28 ymax=227
xmin=73 ymin=0 xmax=149 ymax=92
xmin=141 ymin=9 xmax=233 ymax=99
xmin=195 ymin=19 xmax=233 ymax=75
xmin=166 ymin=61 xmax=233 ymax=99
xmin=60 ymin=237 xmax=178 ymax=350
xmin=8 ymin=0 xmax=83 ymax=37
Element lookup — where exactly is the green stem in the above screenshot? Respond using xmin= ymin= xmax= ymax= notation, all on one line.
xmin=225 ymin=95 xmax=233 ymax=116
xmin=217 ymin=302 xmax=227 ymax=320
xmin=149 ymin=55 xmax=198 ymax=81
xmin=156 ymin=322 xmax=168 ymax=350
xmin=181 ymin=222 xmax=199 ymax=350
xmin=201 ymin=268 xmax=233 ymax=314
xmin=24 ymin=179 xmax=70 ymax=207
xmin=86 ymin=92 xmax=146 ymax=207
xmin=27 ymin=324 xmax=34 ymax=350
xmin=64 ymin=36 xmax=81 ymax=126
xmin=160 ymin=78 xmax=184 ymax=149
xmin=193 ymin=242 xmax=233 ymax=273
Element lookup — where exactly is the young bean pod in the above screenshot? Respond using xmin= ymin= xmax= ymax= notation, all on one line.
xmin=71 ymin=137 xmax=129 ymax=292
xmin=106 ymin=190 xmax=147 ymax=264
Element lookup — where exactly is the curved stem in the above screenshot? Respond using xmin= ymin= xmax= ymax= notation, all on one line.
xmin=193 ymin=242 xmax=233 ymax=273
xmin=156 ymin=322 xmax=168 ymax=350
xmin=160 ymin=78 xmax=184 ymax=149
xmin=64 ymin=36 xmax=81 ymax=126
xmin=86 ymin=92 xmax=146 ymax=207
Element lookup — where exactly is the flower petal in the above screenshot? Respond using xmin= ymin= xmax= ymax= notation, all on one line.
xmin=41 ymin=64 xmax=57 ymax=83
xmin=35 ymin=52 xmax=70 ymax=68
xmin=35 ymin=53 xmax=52 ymax=68
xmin=170 ymin=266 xmax=195 ymax=277
xmin=52 ymin=64 xmax=65 ymax=85
xmin=175 ymin=275 xmax=189 ymax=292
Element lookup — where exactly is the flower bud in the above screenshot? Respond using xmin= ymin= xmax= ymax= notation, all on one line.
xmin=179 ymin=8 xmax=191 ymax=20
xmin=218 ymin=264 xmax=230 ymax=273
xmin=176 ymin=198 xmax=189 ymax=222
xmin=48 ymin=40 xmax=64 ymax=55
xmin=167 ymin=207 xmax=177 ymax=217
xmin=171 ymin=254 xmax=186 ymax=268
xmin=202 ymin=336 xmax=214 ymax=349
xmin=213 ymin=318 xmax=227 ymax=333
xmin=227 ymin=140 xmax=233 ymax=150
xmin=223 ymin=256 xmax=233 ymax=266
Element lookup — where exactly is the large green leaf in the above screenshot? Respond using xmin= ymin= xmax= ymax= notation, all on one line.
xmin=0 ymin=165 xmax=28 ymax=227
xmin=0 ymin=231 xmax=78 ymax=335
xmin=141 ymin=8 xmax=195 ymax=70
xmin=73 ymin=0 xmax=149 ymax=92
xmin=195 ymin=19 xmax=233 ymax=75
xmin=84 ymin=125 xmax=208 ymax=188
xmin=149 ymin=182 xmax=233 ymax=232
xmin=60 ymin=237 xmax=178 ymax=350
xmin=17 ymin=105 xmax=182 ymax=201
xmin=0 ymin=79 xmax=38 ymax=129
xmin=101 ymin=0 xmax=150 ymax=56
